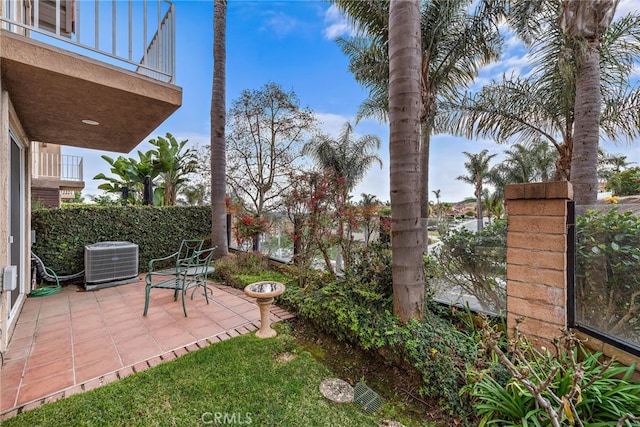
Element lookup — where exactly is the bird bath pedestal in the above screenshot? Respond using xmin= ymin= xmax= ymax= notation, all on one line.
xmin=244 ymin=281 xmax=285 ymax=338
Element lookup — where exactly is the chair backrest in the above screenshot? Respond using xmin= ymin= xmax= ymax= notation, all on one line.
xmin=184 ymin=247 xmax=216 ymax=276
xmin=177 ymin=239 xmax=204 ymax=264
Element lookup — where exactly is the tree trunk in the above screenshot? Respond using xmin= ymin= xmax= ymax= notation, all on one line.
xmin=420 ymin=124 xmax=430 ymax=252
xmin=559 ymin=0 xmax=617 ymax=205
xmin=293 ymin=215 xmax=302 ymax=265
xmin=552 ymin=139 xmax=572 ymax=181
xmin=571 ymin=43 xmax=601 ymax=206
xmin=388 ymin=0 xmax=425 ymax=322
xmin=211 ymin=0 xmax=229 ymax=258
xmin=476 ymin=188 xmax=483 ymax=232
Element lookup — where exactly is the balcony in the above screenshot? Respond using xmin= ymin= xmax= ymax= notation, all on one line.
xmin=33 ymin=152 xmax=84 ymax=183
xmin=0 ymin=0 xmax=182 ymax=153
xmin=31 ymin=151 xmax=85 ymax=206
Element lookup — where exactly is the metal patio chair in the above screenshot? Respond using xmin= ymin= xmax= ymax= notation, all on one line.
xmin=143 ymin=239 xmax=203 ymax=316
xmin=143 ymin=244 xmax=216 ymax=317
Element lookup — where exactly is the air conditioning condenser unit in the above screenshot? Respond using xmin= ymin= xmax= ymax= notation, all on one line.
xmin=84 ymin=241 xmax=139 ymax=290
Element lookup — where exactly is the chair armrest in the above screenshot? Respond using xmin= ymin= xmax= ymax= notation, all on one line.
xmin=148 ymin=251 xmax=180 ymax=272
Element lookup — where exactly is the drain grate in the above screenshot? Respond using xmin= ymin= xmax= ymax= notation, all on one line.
xmin=353 ymin=382 xmax=382 ymax=413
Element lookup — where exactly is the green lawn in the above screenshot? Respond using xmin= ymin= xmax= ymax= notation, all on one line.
xmin=3 ymin=324 xmax=422 ymax=426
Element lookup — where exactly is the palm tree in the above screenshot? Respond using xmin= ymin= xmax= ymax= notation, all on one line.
xmin=303 ymin=121 xmax=382 ymax=203
xmin=432 ymin=189 xmax=442 ymax=220
xmin=388 ymin=0 xmax=424 ymax=322
xmin=304 ymin=121 xmax=382 ymax=270
xmin=559 ymin=0 xmax=619 ymax=205
xmin=180 ymin=183 xmax=208 ymax=206
xmin=211 ymin=0 xmax=228 ymax=258
xmin=598 ymin=151 xmax=636 ymax=182
xmin=489 ymin=142 xmax=556 ymax=196
xmin=441 ymin=0 xmax=639 ymax=203
xmin=457 ymin=149 xmax=497 ymax=232
xmin=482 ymin=189 xmax=504 ymax=223
xmin=334 ymin=0 xmax=504 ymax=247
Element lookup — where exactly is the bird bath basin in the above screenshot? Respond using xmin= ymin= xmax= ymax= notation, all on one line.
xmin=244 ymin=281 xmax=285 ymax=338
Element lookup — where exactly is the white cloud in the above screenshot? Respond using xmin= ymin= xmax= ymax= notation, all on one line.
xmin=504 ymin=33 xmax=523 ymax=52
xmin=480 ymin=52 xmax=532 ymax=77
xmin=260 ymin=11 xmax=299 ymax=37
xmin=314 ymin=111 xmax=353 ymax=134
xmin=322 ymin=5 xmax=354 ymax=40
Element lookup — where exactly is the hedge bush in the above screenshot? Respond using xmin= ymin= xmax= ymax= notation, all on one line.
xmin=31 ymin=205 xmax=211 ymax=277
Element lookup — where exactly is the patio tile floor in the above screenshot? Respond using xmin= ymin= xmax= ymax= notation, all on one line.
xmin=0 ymin=277 xmax=294 ymax=420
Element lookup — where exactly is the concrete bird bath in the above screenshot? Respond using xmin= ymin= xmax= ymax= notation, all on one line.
xmin=244 ymin=281 xmax=285 ymax=338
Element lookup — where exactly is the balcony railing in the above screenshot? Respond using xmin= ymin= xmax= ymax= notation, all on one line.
xmin=33 ymin=153 xmax=83 ymax=182
xmin=0 ymin=0 xmax=175 ymax=84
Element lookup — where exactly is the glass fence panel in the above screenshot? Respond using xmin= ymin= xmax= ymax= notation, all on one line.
xmin=574 ymin=203 xmax=640 ymax=350
xmin=428 ymin=218 xmax=507 ymax=316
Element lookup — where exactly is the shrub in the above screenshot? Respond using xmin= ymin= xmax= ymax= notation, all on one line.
xmin=273 ymin=242 xmax=482 ymax=421
xmin=233 ymin=214 xmax=269 ymax=248
xmin=212 ymin=251 xmax=275 ymax=288
xmin=464 ymin=318 xmax=640 ymax=426
xmin=605 ymin=167 xmax=640 ymax=196
xmin=397 ymin=315 xmax=480 ymax=419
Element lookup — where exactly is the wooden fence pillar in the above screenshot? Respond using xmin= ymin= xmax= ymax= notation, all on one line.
xmin=504 ymin=181 xmax=573 ymax=347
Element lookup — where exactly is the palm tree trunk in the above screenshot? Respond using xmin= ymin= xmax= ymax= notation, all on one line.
xmin=559 ymin=0 xmax=617 ymax=205
xmin=420 ymin=124 xmax=430 ymax=252
xmin=211 ymin=0 xmax=229 ymax=258
xmin=571 ymin=44 xmax=601 ymax=206
xmin=476 ymin=187 xmax=483 ymax=232
xmin=388 ymin=0 xmax=425 ymax=322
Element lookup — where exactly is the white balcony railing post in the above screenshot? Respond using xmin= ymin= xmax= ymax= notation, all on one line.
xmin=0 ymin=0 xmax=175 ymax=83
xmin=32 ymin=153 xmax=83 ymax=182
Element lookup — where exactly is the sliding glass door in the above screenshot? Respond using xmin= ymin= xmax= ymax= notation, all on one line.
xmin=9 ymin=132 xmax=24 ymax=316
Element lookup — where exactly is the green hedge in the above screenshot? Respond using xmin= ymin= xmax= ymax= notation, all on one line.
xmin=31 ymin=205 xmax=212 ymax=277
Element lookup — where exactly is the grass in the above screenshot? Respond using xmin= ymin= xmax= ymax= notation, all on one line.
xmin=3 ymin=323 xmax=424 ymax=427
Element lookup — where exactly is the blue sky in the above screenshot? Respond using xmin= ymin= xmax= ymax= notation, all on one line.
xmin=66 ymin=0 xmax=640 ymax=203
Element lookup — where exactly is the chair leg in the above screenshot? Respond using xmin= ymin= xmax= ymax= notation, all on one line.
xmin=202 ymin=278 xmax=210 ymax=305
xmin=188 ymin=277 xmax=210 ymax=305
xmin=189 ymin=278 xmax=199 ymax=300
xmin=143 ymin=286 xmax=151 ymax=316
xmin=181 ymin=286 xmax=188 ymax=317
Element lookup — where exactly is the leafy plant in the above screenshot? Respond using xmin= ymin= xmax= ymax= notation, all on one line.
xmin=464 ymin=317 xmax=640 ymax=426
xmin=147 ymin=132 xmax=198 ymax=206
xmin=93 ymin=133 xmax=195 ymax=206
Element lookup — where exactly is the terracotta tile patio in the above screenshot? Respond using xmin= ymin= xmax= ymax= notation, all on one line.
xmin=0 ymin=277 xmax=294 ymax=420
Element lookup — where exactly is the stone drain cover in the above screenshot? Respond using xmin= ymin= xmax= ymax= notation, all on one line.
xmin=319 ymin=378 xmax=354 ymax=403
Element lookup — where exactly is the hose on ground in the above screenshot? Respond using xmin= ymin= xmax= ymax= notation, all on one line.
xmin=29 ymin=252 xmax=84 ymax=297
